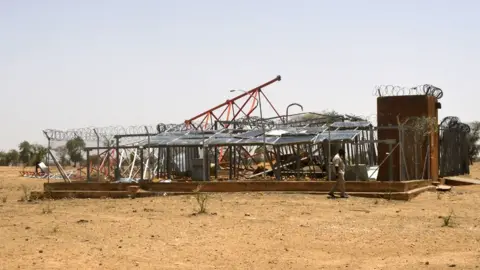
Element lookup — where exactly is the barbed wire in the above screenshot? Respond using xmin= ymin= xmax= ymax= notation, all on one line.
xmin=373 ymin=84 xmax=443 ymax=99
xmin=43 ymin=123 xmax=181 ymax=142
xmin=440 ymin=116 xmax=470 ymax=133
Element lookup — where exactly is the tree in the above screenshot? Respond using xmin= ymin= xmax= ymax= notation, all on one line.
xmin=0 ymin=151 xmax=6 ymax=165
xmin=31 ymin=144 xmax=47 ymax=165
xmin=89 ymin=154 xmax=101 ymax=166
xmin=66 ymin=137 xmax=86 ymax=167
xmin=467 ymin=121 xmax=480 ymax=164
xmin=55 ymin=145 xmax=69 ymax=166
xmin=18 ymin=141 xmax=33 ymax=166
xmin=6 ymin=149 xmax=20 ymax=166
xmin=0 ymin=149 xmax=20 ymax=166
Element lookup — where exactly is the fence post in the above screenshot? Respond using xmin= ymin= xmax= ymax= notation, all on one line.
xmin=398 ymin=126 xmax=403 ymax=181
xmin=388 ymin=142 xmax=393 ymax=181
xmin=86 ymin=150 xmax=90 ymax=181
xmin=93 ymin=129 xmax=100 ymax=182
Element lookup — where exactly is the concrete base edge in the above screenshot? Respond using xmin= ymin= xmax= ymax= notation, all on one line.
xmin=39 ymin=185 xmax=436 ymax=201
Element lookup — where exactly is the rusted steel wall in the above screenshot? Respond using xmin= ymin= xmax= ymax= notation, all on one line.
xmin=377 ymin=95 xmax=439 ymax=181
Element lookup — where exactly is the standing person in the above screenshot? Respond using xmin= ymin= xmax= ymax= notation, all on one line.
xmin=328 ymin=149 xmax=349 ymax=198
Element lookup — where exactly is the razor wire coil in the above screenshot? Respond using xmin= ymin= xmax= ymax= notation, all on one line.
xmin=440 ymin=116 xmax=470 ymax=133
xmin=374 ymin=84 xmax=443 ymax=99
xmin=44 ymin=123 xmax=180 ymax=142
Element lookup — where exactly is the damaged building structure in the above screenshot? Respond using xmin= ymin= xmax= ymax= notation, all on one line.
xmin=39 ymin=76 xmax=472 ymax=199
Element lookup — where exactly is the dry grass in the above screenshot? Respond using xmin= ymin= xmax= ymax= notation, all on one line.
xmin=1 ymin=166 xmax=480 ymax=269
xmin=441 ymin=210 xmax=455 ymax=227
xmin=42 ymin=200 xmax=54 ymax=214
xmin=193 ymin=184 xmax=209 ymax=214
xmin=20 ymin=184 xmax=31 ymax=202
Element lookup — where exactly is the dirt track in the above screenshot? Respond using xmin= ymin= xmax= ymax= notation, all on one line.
xmin=1 ymin=166 xmax=480 ymax=269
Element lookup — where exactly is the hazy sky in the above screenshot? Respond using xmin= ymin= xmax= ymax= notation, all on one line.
xmin=1 ymin=0 xmax=479 ymax=150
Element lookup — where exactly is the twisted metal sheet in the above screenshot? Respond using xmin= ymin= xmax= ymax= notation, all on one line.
xmin=374 ymin=84 xmax=443 ymax=99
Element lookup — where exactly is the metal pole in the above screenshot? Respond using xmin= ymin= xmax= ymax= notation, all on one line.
xmin=93 ymin=129 xmax=100 ymax=182
xmin=47 ymin=137 xmax=50 ymax=182
xmin=414 ymin=134 xmax=418 ymax=179
xmin=166 ymin=146 xmax=171 ymax=179
xmin=296 ymin=144 xmax=301 ymax=178
xmin=86 ymin=150 xmax=91 ymax=181
xmin=328 ymin=128 xmax=331 ymax=181
xmin=369 ymin=125 xmax=375 ymax=165
xmin=214 ymin=121 xmax=218 ymax=179
xmin=286 ymin=103 xmax=304 ymax=123
xmin=258 ymin=89 xmax=266 ymax=178
xmin=139 ymin=146 xmax=144 ymax=181
xmin=157 ymin=147 xmax=160 ymax=179
xmin=355 ymin=136 xmax=359 ymax=181
xmin=106 ymin=138 xmax=110 ymax=180
xmin=42 ymin=131 xmax=51 ymax=183
xmin=275 ymin=146 xmax=281 ymax=180
xmin=204 ymin=146 xmax=209 ymax=181
xmin=427 ymin=136 xmax=431 ymax=180
xmin=229 ymin=146 xmax=233 ymax=180
xmin=201 ymin=127 xmax=206 ymax=181
xmin=144 ymin=126 xmax=150 ymax=181
xmin=233 ymin=145 xmax=236 ymax=178
xmin=398 ymin=126 xmax=403 ymax=181
xmin=388 ymin=142 xmax=393 ymax=181
xmin=115 ymin=136 xmax=120 ymax=180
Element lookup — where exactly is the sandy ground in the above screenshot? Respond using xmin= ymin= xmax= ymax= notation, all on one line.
xmin=1 ymin=166 xmax=480 ymax=270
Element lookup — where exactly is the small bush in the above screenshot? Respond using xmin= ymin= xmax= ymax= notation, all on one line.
xmin=195 ymin=193 xmax=209 ymax=214
xmin=42 ymin=201 xmax=53 ymax=214
xmin=193 ymin=184 xmax=209 ymax=214
xmin=20 ymin=184 xmax=31 ymax=202
xmin=1 ymin=196 xmax=7 ymax=203
xmin=441 ymin=210 xmax=454 ymax=227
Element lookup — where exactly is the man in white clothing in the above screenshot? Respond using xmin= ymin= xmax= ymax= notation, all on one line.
xmin=328 ymin=149 xmax=348 ymax=198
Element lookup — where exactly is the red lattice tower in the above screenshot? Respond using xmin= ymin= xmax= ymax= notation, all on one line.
xmin=184 ymin=76 xmax=283 ymax=130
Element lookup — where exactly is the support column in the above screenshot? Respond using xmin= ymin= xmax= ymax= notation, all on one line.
xmin=115 ymin=137 xmax=120 ymax=181
xmin=86 ymin=150 xmax=91 ymax=181
xmin=139 ymin=147 xmax=144 ymax=181
xmin=275 ymin=146 xmax=281 ymax=180
xmin=166 ymin=147 xmax=172 ymax=179
xmin=214 ymin=147 xmax=218 ymax=179
xmin=229 ymin=146 xmax=233 ymax=180
xmin=157 ymin=147 xmax=160 ymax=178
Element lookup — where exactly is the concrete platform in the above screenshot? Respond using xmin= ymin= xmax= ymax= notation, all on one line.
xmin=444 ymin=177 xmax=480 ymax=186
xmin=43 ymin=180 xmax=433 ymax=201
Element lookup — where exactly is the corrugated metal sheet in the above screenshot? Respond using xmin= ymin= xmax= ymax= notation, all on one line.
xmin=330 ymin=121 xmax=371 ymax=128
xmin=142 ymin=127 xmax=361 ymax=147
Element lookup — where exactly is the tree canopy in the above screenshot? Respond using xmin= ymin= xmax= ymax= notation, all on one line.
xmin=1 ymin=137 xmax=88 ymax=167
xmin=468 ymin=121 xmax=480 ymax=164
xmin=18 ymin=141 xmax=33 ymax=165
xmin=0 ymin=150 xmax=19 ymax=166
xmin=66 ymin=137 xmax=86 ymax=167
